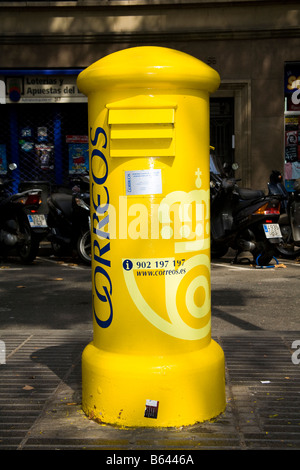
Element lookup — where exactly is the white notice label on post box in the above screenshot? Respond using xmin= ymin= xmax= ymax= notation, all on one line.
xmin=125 ymin=169 xmax=162 ymax=196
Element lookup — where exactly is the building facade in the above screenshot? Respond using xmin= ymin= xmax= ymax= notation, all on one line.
xmin=1 ymin=0 xmax=300 ymax=191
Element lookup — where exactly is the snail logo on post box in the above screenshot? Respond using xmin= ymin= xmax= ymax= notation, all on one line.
xmin=122 ymin=171 xmax=211 ymax=341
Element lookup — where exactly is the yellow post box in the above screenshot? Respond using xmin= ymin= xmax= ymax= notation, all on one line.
xmin=77 ymin=46 xmax=226 ymax=427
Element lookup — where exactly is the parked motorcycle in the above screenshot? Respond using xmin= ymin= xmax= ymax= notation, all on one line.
xmin=0 ymin=164 xmax=46 ymax=263
xmin=46 ymin=174 xmax=91 ymax=264
xmin=268 ymin=170 xmax=300 ymax=259
xmin=210 ymin=152 xmax=282 ymax=266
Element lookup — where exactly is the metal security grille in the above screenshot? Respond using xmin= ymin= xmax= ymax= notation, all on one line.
xmin=0 ymin=103 xmax=88 ymax=192
xmin=0 ymin=99 xmax=233 ymax=192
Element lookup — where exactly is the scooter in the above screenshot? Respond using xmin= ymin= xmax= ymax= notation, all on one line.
xmin=268 ymin=170 xmax=300 ymax=259
xmin=0 ymin=164 xmax=46 ymax=263
xmin=46 ymin=174 xmax=91 ymax=264
xmin=210 ymin=151 xmax=282 ymax=266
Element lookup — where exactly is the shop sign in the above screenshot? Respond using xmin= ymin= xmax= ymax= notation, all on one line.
xmin=285 ymin=63 xmax=300 ymax=112
xmin=284 ymin=63 xmax=300 ymax=189
xmin=1 ymin=75 xmax=87 ymax=103
xmin=67 ymin=135 xmax=89 ymax=174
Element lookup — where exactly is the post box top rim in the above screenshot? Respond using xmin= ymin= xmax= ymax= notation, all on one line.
xmin=77 ymin=46 xmax=220 ymax=94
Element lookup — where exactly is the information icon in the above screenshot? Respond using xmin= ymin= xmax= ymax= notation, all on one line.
xmin=123 ymin=259 xmax=133 ymax=271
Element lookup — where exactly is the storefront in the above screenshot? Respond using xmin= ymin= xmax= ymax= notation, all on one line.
xmin=0 ymin=69 xmax=88 ymax=192
xmin=2 ymin=0 xmax=300 ymax=194
xmin=284 ymin=62 xmax=300 ymax=191
xmin=0 ymin=69 xmax=236 ymax=194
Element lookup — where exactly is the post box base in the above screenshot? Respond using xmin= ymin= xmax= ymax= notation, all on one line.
xmin=81 ymin=339 xmax=226 ymax=428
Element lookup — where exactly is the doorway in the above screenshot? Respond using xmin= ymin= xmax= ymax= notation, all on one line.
xmin=210 ymin=97 xmax=234 ymax=169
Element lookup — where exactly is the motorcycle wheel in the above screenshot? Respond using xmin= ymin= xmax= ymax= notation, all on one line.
xmin=77 ymin=230 xmax=91 ymax=264
xmin=16 ymin=215 xmax=39 ymax=264
xmin=210 ymin=242 xmax=228 ymax=259
xmin=274 ymin=224 xmax=300 ymax=259
xmin=51 ymin=241 xmax=68 ymax=257
xmin=252 ymin=240 xmax=275 ymax=266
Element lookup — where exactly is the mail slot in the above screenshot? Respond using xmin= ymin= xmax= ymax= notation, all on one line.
xmin=107 ymin=98 xmax=176 ymax=157
xmin=77 ymin=46 xmax=226 ymax=427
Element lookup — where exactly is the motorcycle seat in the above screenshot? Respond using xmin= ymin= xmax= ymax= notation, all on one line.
xmin=49 ymin=193 xmax=73 ymax=218
xmin=237 ymin=188 xmax=265 ymax=200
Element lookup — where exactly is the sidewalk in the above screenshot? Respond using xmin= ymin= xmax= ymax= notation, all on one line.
xmin=0 ymin=250 xmax=300 ymax=452
xmin=1 ymin=329 xmax=299 ymax=451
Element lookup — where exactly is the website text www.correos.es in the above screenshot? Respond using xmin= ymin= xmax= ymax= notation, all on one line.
xmin=136 ymin=268 xmax=186 ymax=276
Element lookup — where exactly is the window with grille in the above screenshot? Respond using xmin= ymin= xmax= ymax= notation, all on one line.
xmin=0 ymin=102 xmax=88 ymax=192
